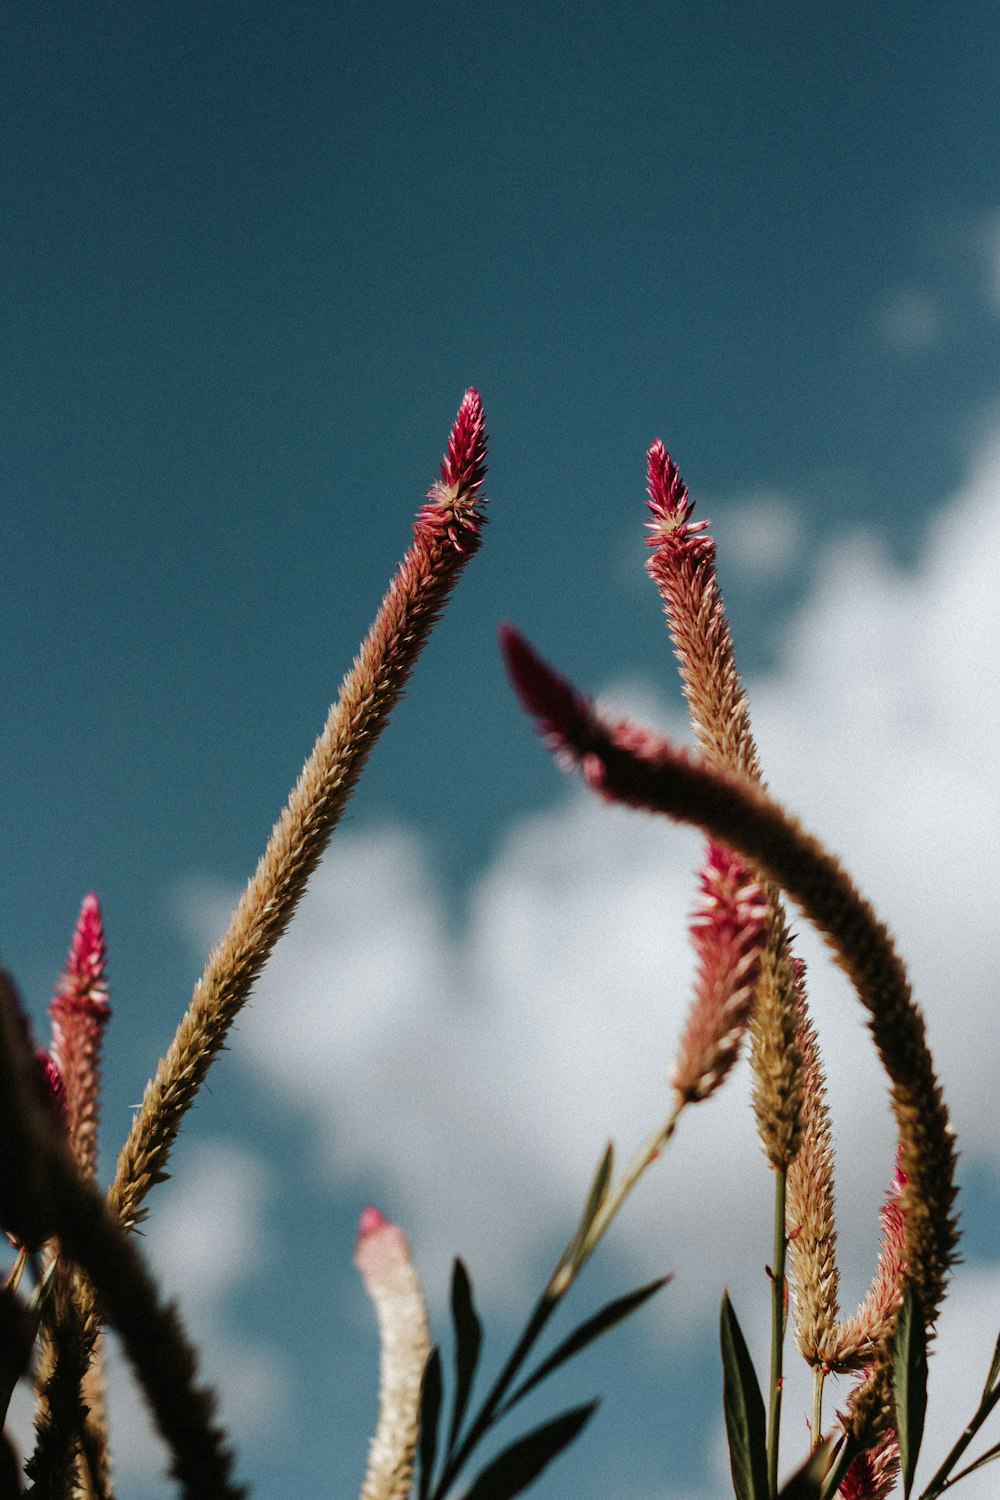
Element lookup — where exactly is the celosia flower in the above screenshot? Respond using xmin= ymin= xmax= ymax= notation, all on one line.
xmin=645 ymin=441 xmax=802 ymax=1167
xmin=671 ymin=841 xmax=769 ymax=1104
xmin=500 ymin=622 xmax=958 ymax=1447
xmin=645 ymin=440 xmax=761 ymax=782
xmin=838 ymin=1430 xmax=901 ymax=1500
xmin=824 ymin=1160 xmax=907 ymax=1372
xmin=50 ymin=892 xmax=111 ymax=1181
xmin=110 ymin=391 xmax=488 ymax=1238
xmin=355 ymin=1206 xmax=431 ymax=1500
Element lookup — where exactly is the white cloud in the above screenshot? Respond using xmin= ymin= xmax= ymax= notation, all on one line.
xmin=877 ymin=289 xmax=943 ymax=351
xmin=711 ymin=490 xmax=806 ymax=582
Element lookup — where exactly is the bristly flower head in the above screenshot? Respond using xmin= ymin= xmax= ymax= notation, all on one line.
xmin=645 ymin=440 xmax=713 ymax=559
xmin=53 ymin=893 xmax=109 ymax=1016
xmin=671 ymin=842 xmax=768 ymax=1105
xmin=50 ymin=893 xmax=111 ymax=1180
xmin=419 ymin=388 xmax=488 ymax=549
xmin=824 ymin=1157 xmax=907 ymax=1373
xmin=838 ymin=1426 xmax=900 ymax=1500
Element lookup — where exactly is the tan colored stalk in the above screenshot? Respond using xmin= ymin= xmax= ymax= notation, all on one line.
xmin=109 ymin=389 xmax=488 ymax=1238
xmin=501 ymin=626 xmax=959 ymax=1447
xmin=0 ymin=969 xmax=243 ymax=1500
xmin=44 ymin=893 xmax=113 ymax=1499
xmin=355 ymin=1208 xmax=431 ymax=1500
xmin=786 ymin=960 xmax=841 ymax=1366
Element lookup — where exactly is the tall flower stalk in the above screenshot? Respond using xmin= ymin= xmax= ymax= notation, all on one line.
xmin=646 ymin=442 xmax=804 ymax=1491
xmin=109 ymin=388 xmax=488 ymax=1237
xmin=500 ymin=624 xmax=960 ymax=1461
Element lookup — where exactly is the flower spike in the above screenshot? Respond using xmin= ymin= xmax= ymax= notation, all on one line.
xmin=786 ymin=958 xmax=842 ymax=1366
xmin=355 ymin=1207 xmax=431 ymax=1500
xmin=500 ymin=626 xmax=958 ymax=1444
xmin=110 ymin=392 xmax=489 ymax=1246
xmin=50 ymin=892 xmax=111 ymax=1181
xmin=671 ymin=843 xmax=769 ymax=1105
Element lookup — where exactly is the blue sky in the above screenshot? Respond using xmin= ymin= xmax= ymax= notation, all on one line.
xmin=4 ymin=4 xmax=1000 ymax=1498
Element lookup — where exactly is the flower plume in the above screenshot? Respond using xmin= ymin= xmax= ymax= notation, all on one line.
xmin=355 ymin=1207 xmax=431 ymax=1500
xmin=500 ymin=624 xmax=958 ymax=1441
xmin=786 ymin=960 xmax=842 ymax=1366
xmin=671 ymin=842 xmax=768 ymax=1105
xmin=50 ymin=892 xmax=111 ymax=1181
xmin=425 ymin=387 xmax=488 ymax=508
xmin=644 ymin=441 xmax=801 ymax=1167
xmin=110 ymin=391 xmax=489 ymax=1238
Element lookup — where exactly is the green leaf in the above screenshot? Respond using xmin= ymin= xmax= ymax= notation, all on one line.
xmin=448 ymin=1259 xmax=484 ymax=1453
xmin=501 ymin=1276 xmax=670 ymax=1413
xmin=777 ymin=1440 xmax=833 ymax=1500
xmin=947 ymin=1438 xmax=1000 ymax=1489
xmin=720 ymin=1291 xmax=769 ymax=1500
xmin=460 ymin=1403 xmax=598 ymax=1500
xmin=418 ymin=1347 xmax=444 ymax=1500
xmin=554 ymin=1143 xmax=614 ymax=1286
xmin=894 ymin=1283 xmax=928 ymax=1499
xmin=981 ymin=1330 xmax=1000 ymax=1400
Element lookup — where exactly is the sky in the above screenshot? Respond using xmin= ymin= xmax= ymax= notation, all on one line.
xmin=3 ymin=3 xmax=1000 ymax=1497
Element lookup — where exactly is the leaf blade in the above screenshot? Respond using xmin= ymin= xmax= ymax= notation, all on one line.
xmin=448 ymin=1259 xmax=484 ymax=1454
xmin=460 ymin=1403 xmax=598 ymax=1500
xmin=418 ymin=1346 xmax=444 ymax=1500
xmin=501 ymin=1276 xmax=670 ymax=1414
xmin=894 ymin=1284 xmax=928 ymax=1500
xmin=720 ymin=1291 xmax=769 ymax=1500
xmin=777 ymin=1439 xmax=833 ymax=1500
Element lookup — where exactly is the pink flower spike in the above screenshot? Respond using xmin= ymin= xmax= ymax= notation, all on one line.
xmin=498 ymin=623 xmax=598 ymax=760
xmin=646 ymin=440 xmax=697 ymax=533
xmin=839 ymin=1428 xmax=900 ymax=1500
xmin=63 ymin=892 xmax=109 ymax=1010
xmin=416 ymin=389 xmax=488 ymax=553
xmin=671 ymin=842 xmax=769 ymax=1104
xmin=439 ymin=387 xmax=487 ymax=495
xmin=50 ymin=893 xmax=111 ymax=1180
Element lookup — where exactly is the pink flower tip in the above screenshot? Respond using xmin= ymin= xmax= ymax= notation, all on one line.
xmin=645 ymin=439 xmax=711 ymax=553
xmin=498 ymin=623 xmax=594 ymax=754
xmin=357 ymin=1204 xmax=391 ymax=1243
xmin=55 ymin=892 xmax=109 ymax=1015
xmin=436 ymin=388 xmax=488 ymax=501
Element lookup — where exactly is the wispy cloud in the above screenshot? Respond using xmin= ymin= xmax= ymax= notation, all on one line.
xmin=877 ymin=288 xmax=943 ymax=351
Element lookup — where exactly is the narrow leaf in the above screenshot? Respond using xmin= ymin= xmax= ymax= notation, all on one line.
xmin=418 ymin=1346 xmax=444 ymax=1500
xmin=777 ymin=1440 xmax=833 ymax=1500
xmin=894 ymin=1284 xmax=928 ymax=1499
xmin=448 ymin=1259 xmax=484 ymax=1453
xmin=981 ymin=1330 xmax=1000 ymax=1400
xmin=720 ymin=1292 xmax=769 ymax=1500
xmin=501 ymin=1276 xmax=671 ymax=1413
xmin=555 ymin=1143 xmax=614 ymax=1286
xmin=460 ymin=1403 xmax=598 ymax=1500
xmin=947 ymin=1438 xmax=1000 ymax=1488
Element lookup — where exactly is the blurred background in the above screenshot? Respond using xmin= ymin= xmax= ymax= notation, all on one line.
xmin=4 ymin=3 xmax=1000 ymax=1496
